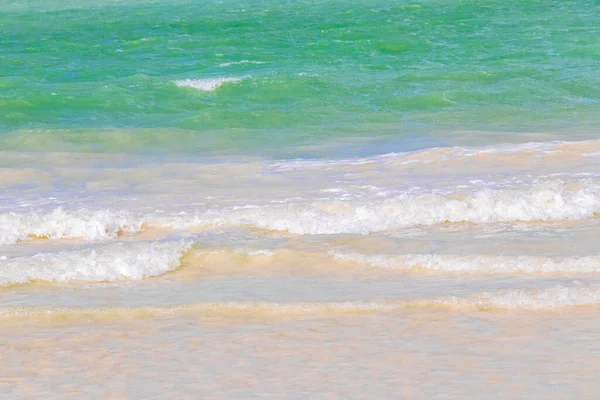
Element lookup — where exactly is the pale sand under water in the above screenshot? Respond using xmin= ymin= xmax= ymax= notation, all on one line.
xmin=3 ymin=308 xmax=600 ymax=398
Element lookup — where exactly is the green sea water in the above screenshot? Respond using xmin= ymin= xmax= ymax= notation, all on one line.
xmin=1 ymin=0 xmax=599 ymax=156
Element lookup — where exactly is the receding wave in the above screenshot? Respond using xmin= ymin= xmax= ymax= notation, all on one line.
xmin=330 ymin=251 xmax=600 ymax=274
xmin=174 ymin=76 xmax=247 ymax=92
xmin=0 ymin=239 xmax=191 ymax=285
xmin=3 ymin=285 xmax=600 ymax=322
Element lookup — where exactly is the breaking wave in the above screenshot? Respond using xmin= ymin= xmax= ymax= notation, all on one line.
xmin=2 ymin=180 xmax=600 ymax=245
xmin=0 ymin=239 xmax=192 ymax=285
xmin=164 ymin=182 xmax=600 ymax=234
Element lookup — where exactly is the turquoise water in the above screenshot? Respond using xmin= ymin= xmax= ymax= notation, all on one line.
xmin=2 ymin=0 xmax=599 ymax=156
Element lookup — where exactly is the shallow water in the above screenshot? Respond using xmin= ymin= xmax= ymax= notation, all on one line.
xmin=2 ymin=0 xmax=600 ymax=397
xmin=3 ymin=310 xmax=600 ymax=399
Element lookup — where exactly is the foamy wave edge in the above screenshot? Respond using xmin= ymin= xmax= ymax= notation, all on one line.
xmin=0 ymin=239 xmax=192 ymax=285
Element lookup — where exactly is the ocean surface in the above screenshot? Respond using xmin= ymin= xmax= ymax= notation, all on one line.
xmin=2 ymin=0 xmax=600 ymax=397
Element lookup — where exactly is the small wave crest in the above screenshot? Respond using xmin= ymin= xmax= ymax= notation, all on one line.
xmin=174 ymin=76 xmax=247 ymax=92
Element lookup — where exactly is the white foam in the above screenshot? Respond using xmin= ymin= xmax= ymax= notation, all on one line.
xmin=0 ymin=239 xmax=192 ymax=285
xmin=0 ymin=208 xmax=143 ymax=245
xmin=330 ymin=251 xmax=600 ymax=274
xmin=174 ymin=76 xmax=246 ymax=92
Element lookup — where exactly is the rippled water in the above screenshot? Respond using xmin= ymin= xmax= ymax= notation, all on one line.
xmin=2 ymin=0 xmax=600 ymax=155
